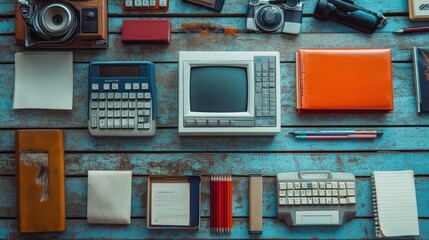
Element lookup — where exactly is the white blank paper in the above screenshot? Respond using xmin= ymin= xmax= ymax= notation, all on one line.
xmin=87 ymin=171 xmax=132 ymax=224
xmin=13 ymin=52 xmax=73 ymax=110
xmin=373 ymin=170 xmax=419 ymax=237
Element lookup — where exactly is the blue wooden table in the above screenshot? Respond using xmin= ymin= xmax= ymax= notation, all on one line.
xmin=0 ymin=0 xmax=428 ymax=239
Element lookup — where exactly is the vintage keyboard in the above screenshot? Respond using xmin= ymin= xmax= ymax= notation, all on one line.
xmin=277 ymin=171 xmax=357 ymax=226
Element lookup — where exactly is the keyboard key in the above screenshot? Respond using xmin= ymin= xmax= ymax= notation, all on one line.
xmin=306 ymin=190 xmax=312 ymax=196
xmin=294 ymin=182 xmax=300 ymax=189
xmin=99 ymin=93 xmax=106 ymax=100
xmin=137 ymin=123 xmax=144 ymax=129
xmin=144 ymin=102 xmax=151 ymax=109
xmin=279 ymin=198 xmax=286 ymax=205
xmin=143 ymin=123 xmax=150 ymax=129
xmin=287 ymin=183 xmax=294 ymax=189
xmin=346 ymin=197 xmax=356 ymax=204
xmin=144 ymin=93 xmax=151 ymax=99
xmin=138 ymin=110 xmax=144 ymax=116
xmin=122 ymin=111 xmax=128 ymax=118
xmin=300 ymin=190 xmax=306 ymax=196
xmin=313 ymin=197 xmax=319 ymax=204
xmin=129 ymin=111 xmax=136 ymax=117
xmin=301 ymin=182 xmax=307 ymax=189
xmin=143 ymin=110 xmax=150 ymax=116
xmin=294 ymin=198 xmax=300 ymax=205
xmin=326 ymin=183 xmax=332 ymax=189
xmin=114 ymin=119 xmax=121 ymax=128
xmin=99 ymin=119 xmax=106 ymax=129
xmin=326 ymin=190 xmax=332 ymax=196
xmin=319 ymin=190 xmax=325 ymax=196
xmin=129 ymin=92 xmax=136 ymax=99
xmin=287 ymin=190 xmax=294 ymax=196
xmin=125 ymin=83 xmax=132 ymax=90
xmin=91 ymin=93 xmax=98 ymax=99
xmin=99 ymin=102 xmax=106 ymax=109
xmin=319 ymin=182 xmax=325 ymax=189
xmin=122 ymin=119 xmax=128 ymax=128
xmin=312 ymin=182 xmax=318 ymax=188
xmin=319 ymin=198 xmax=326 ymax=204
xmin=332 ymin=198 xmax=339 ymax=205
xmin=91 ymin=117 xmax=97 ymax=128
xmin=122 ymin=102 xmax=129 ymax=109
xmin=115 ymin=93 xmax=121 ymax=99
xmin=114 ymin=110 xmax=121 ymax=118
xmin=326 ymin=197 xmax=332 ymax=204
xmin=107 ymin=111 xmax=114 ymax=117
xmin=108 ymin=93 xmax=114 ymax=99
xmin=129 ymin=118 xmax=135 ymax=128
xmin=307 ymin=198 xmax=313 ymax=204
xmin=129 ymin=102 xmax=136 ymax=109
xmin=142 ymin=83 xmax=149 ymax=90
xmin=347 ymin=189 xmax=355 ymax=196
xmin=339 ymin=190 xmax=347 ymax=196
xmin=332 ymin=190 xmax=338 ymax=196
xmin=332 ymin=182 xmax=338 ymax=189
xmin=114 ymin=102 xmax=121 ymax=109
xmin=137 ymin=102 xmax=145 ymax=109
xmin=301 ymin=197 xmax=307 ymax=205
xmin=107 ymin=119 xmax=114 ymax=128
xmin=287 ymin=198 xmax=294 ymax=205
xmin=339 ymin=198 xmax=347 ymax=204
xmin=137 ymin=93 xmax=144 ymax=99
xmin=122 ymin=93 xmax=129 ymax=99
xmin=91 ymin=83 xmax=99 ymax=90
xmin=339 ymin=182 xmax=346 ymax=189
xmin=279 ymin=190 xmax=286 ymax=197
xmin=279 ymin=182 xmax=287 ymax=190
xmin=312 ymin=190 xmax=318 ymax=196
xmin=99 ymin=110 xmax=106 ymax=118
xmin=294 ymin=190 xmax=300 ymax=197
xmin=103 ymin=83 xmax=110 ymax=90
xmin=346 ymin=182 xmax=355 ymax=189
xmin=91 ymin=102 xmax=98 ymax=109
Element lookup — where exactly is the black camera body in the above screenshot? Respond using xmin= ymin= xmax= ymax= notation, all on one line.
xmin=246 ymin=0 xmax=303 ymax=34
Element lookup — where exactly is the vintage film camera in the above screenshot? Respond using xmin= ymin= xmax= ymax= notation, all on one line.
xmin=246 ymin=0 xmax=303 ymax=34
xmin=15 ymin=0 xmax=108 ymax=49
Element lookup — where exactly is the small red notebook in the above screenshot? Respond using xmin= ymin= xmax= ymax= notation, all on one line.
xmin=122 ymin=19 xmax=171 ymax=45
xmin=296 ymin=49 xmax=394 ymax=114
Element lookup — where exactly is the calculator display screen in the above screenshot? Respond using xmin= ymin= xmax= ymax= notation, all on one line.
xmin=99 ymin=65 xmax=140 ymax=77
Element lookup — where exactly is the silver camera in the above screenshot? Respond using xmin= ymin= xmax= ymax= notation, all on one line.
xmin=246 ymin=0 xmax=303 ymax=34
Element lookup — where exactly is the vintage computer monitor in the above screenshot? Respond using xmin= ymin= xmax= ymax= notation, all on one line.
xmin=178 ymin=51 xmax=281 ymax=136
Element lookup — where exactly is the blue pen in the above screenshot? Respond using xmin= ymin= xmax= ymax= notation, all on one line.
xmin=289 ymin=130 xmax=383 ymax=136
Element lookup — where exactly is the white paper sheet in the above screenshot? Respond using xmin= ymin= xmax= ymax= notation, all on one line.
xmin=151 ymin=183 xmax=190 ymax=226
xmin=87 ymin=171 xmax=132 ymax=224
xmin=373 ymin=170 xmax=420 ymax=237
xmin=13 ymin=52 xmax=73 ymax=110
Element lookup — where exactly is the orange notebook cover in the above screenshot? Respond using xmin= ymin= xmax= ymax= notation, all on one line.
xmin=15 ymin=130 xmax=65 ymax=233
xmin=296 ymin=49 xmax=393 ymax=114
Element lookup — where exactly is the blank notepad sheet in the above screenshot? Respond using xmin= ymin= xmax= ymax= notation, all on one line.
xmin=13 ymin=52 xmax=73 ymax=110
xmin=373 ymin=170 xmax=419 ymax=237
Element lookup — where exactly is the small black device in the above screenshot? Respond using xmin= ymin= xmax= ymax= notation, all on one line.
xmin=413 ymin=47 xmax=429 ymax=113
xmin=313 ymin=0 xmax=387 ymax=34
xmin=246 ymin=0 xmax=303 ymax=35
xmin=182 ymin=0 xmax=225 ymax=12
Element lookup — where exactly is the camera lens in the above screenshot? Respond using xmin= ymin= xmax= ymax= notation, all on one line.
xmin=38 ymin=3 xmax=75 ymax=36
xmin=52 ymin=15 xmax=64 ymax=25
xmin=256 ymin=5 xmax=283 ymax=32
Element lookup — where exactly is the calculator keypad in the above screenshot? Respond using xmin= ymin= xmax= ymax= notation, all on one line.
xmin=89 ymin=82 xmax=155 ymax=137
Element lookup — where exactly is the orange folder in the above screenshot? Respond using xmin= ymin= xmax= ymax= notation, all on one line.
xmin=296 ymin=49 xmax=393 ymax=114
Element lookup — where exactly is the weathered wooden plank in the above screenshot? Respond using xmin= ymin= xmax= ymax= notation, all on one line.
xmin=0 ymin=16 xmax=421 ymax=35
xmin=1 ymin=218 xmax=428 ymax=239
xmin=2 ymin=127 xmax=429 ymax=152
xmin=0 ymin=63 xmax=426 ymax=128
xmin=0 ymin=0 xmax=409 ymax=16
xmin=1 ymin=176 xmax=428 ymax=219
xmin=2 ymin=152 xmax=429 ymax=176
xmin=0 ymin=33 xmax=421 ymax=63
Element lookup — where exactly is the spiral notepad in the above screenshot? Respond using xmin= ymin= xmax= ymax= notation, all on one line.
xmin=372 ymin=170 xmax=419 ymax=238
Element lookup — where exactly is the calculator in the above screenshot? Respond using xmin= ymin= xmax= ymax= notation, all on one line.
xmin=88 ymin=61 xmax=157 ymax=137
xmin=123 ymin=0 xmax=169 ymax=11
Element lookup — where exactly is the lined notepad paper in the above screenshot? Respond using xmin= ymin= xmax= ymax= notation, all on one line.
xmin=372 ymin=170 xmax=419 ymax=238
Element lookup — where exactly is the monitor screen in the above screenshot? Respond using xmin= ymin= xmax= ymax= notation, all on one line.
xmin=190 ymin=66 xmax=248 ymax=112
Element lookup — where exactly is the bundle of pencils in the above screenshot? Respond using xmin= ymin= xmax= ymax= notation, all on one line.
xmin=210 ymin=175 xmax=233 ymax=234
